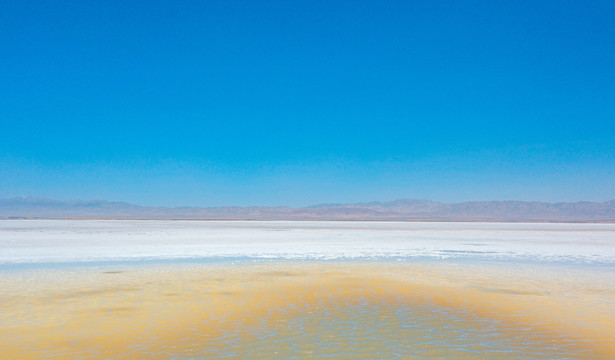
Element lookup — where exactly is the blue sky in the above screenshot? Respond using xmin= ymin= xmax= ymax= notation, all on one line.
xmin=1 ymin=0 xmax=614 ymax=206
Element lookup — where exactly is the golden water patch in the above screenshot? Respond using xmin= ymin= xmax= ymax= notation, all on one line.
xmin=0 ymin=262 xmax=613 ymax=359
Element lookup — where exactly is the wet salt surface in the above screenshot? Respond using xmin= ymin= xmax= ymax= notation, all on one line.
xmin=3 ymin=261 xmax=613 ymax=359
xmin=201 ymin=303 xmax=591 ymax=360
xmin=1 ymin=220 xmax=615 ymax=265
xmin=1 ymin=221 xmax=615 ymax=359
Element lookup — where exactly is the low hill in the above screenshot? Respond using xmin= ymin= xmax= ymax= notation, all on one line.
xmin=2 ymin=197 xmax=614 ymax=222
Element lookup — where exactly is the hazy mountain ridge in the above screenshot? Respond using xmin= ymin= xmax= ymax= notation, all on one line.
xmin=1 ymin=197 xmax=614 ymax=222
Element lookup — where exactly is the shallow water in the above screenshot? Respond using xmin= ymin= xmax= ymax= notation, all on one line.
xmin=1 ymin=221 xmax=614 ymax=359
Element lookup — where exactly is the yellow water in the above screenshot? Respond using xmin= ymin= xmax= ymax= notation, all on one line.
xmin=1 ymin=261 xmax=614 ymax=359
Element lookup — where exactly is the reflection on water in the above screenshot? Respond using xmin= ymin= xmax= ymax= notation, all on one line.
xmin=1 ymin=261 xmax=614 ymax=359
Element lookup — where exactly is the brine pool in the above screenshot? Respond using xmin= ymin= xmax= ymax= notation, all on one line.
xmin=1 ymin=220 xmax=614 ymax=359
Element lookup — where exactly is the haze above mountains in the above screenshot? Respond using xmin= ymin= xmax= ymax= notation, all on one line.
xmin=1 ymin=198 xmax=614 ymax=222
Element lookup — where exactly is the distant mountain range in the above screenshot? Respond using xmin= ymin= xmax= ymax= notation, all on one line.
xmin=1 ymin=197 xmax=615 ymax=222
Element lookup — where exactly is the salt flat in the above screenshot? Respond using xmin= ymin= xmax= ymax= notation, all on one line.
xmin=1 ymin=220 xmax=615 ymax=265
xmin=1 ymin=220 xmax=615 ymax=359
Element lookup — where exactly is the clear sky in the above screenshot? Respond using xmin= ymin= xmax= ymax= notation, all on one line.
xmin=1 ymin=0 xmax=614 ymax=207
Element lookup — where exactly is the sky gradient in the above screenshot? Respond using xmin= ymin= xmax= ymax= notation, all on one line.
xmin=1 ymin=0 xmax=614 ymax=206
